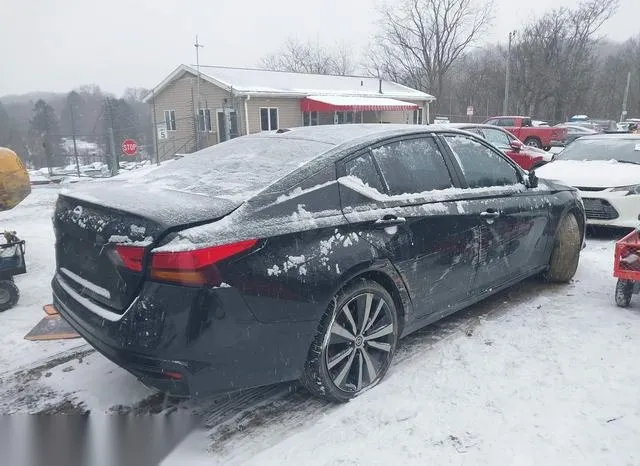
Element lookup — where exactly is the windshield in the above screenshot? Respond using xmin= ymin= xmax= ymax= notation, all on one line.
xmin=129 ymin=137 xmax=332 ymax=199
xmin=557 ymin=138 xmax=640 ymax=163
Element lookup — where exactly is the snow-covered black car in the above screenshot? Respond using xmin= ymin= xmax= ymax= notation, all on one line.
xmin=51 ymin=125 xmax=585 ymax=402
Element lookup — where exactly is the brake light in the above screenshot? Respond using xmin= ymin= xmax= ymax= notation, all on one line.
xmin=115 ymin=245 xmax=145 ymax=272
xmin=150 ymin=239 xmax=258 ymax=286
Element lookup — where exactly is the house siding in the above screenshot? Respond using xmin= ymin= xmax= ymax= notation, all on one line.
xmin=150 ymin=69 xmax=433 ymax=158
xmin=245 ymin=97 xmax=302 ymax=133
xmin=151 ymin=75 xmax=240 ymax=159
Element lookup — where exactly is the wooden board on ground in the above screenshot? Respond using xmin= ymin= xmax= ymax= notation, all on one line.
xmin=43 ymin=303 xmax=58 ymax=316
xmin=24 ymin=306 xmax=80 ymax=341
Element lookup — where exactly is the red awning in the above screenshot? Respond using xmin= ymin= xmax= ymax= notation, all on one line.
xmin=301 ymin=96 xmax=419 ymax=112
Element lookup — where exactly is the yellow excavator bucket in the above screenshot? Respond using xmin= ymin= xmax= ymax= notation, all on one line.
xmin=0 ymin=147 xmax=31 ymax=211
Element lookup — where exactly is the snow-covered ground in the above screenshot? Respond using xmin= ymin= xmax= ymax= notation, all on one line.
xmin=2 ymin=186 xmax=640 ymax=465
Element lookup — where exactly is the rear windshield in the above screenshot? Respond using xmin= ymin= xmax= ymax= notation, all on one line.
xmin=557 ymin=138 xmax=640 ymax=163
xmin=128 ymin=137 xmax=332 ymax=200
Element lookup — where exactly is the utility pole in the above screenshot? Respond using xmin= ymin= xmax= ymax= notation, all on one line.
xmin=194 ymin=34 xmax=205 ymax=151
xmin=620 ymin=71 xmax=631 ymax=123
xmin=503 ymin=30 xmax=517 ymax=115
xmin=105 ymin=98 xmax=118 ymax=176
xmin=69 ymin=102 xmax=81 ymax=178
xmin=152 ymin=89 xmax=160 ymax=166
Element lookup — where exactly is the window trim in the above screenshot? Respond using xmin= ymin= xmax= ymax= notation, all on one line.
xmin=164 ymin=109 xmax=176 ymax=131
xmin=436 ymin=132 xmax=525 ymax=190
xmin=260 ymin=107 xmax=279 ymax=131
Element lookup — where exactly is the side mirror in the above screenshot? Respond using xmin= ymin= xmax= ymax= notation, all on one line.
xmin=528 ymin=170 xmax=539 ymax=188
xmin=510 ymin=140 xmax=523 ymax=152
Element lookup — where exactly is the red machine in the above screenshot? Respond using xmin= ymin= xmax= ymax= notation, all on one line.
xmin=613 ymin=229 xmax=640 ymax=307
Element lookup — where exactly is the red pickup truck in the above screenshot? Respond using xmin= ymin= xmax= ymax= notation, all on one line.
xmin=482 ymin=116 xmax=567 ymax=150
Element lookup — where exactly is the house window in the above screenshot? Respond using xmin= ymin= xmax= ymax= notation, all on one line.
xmin=260 ymin=107 xmax=279 ymax=131
xmin=164 ymin=110 xmax=176 ymax=131
xmin=303 ymin=111 xmax=319 ymax=126
xmin=199 ymin=108 xmax=212 ymax=132
xmin=335 ymin=111 xmax=362 ymax=124
xmin=413 ymin=108 xmax=423 ymax=124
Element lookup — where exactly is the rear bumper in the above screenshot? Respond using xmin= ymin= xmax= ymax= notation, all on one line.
xmin=52 ymin=274 xmax=318 ymax=397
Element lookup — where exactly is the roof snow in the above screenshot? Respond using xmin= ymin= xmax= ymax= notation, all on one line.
xmin=145 ymin=64 xmax=435 ymax=102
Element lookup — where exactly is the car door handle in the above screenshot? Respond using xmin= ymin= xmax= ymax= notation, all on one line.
xmin=374 ymin=216 xmax=407 ymax=228
xmin=480 ymin=210 xmax=501 ymax=219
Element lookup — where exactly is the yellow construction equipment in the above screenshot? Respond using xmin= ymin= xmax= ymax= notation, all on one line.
xmin=0 ymin=147 xmax=31 ymax=211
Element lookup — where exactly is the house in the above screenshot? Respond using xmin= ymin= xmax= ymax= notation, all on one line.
xmin=144 ymin=64 xmax=436 ymax=159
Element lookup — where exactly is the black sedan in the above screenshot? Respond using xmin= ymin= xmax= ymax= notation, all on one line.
xmin=51 ymin=125 xmax=585 ymax=402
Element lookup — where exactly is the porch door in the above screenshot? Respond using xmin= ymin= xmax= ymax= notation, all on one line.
xmin=217 ymin=109 xmax=238 ymax=143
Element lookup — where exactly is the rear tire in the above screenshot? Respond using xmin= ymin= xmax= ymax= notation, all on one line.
xmin=301 ymin=279 xmax=398 ymax=403
xmin=0 ymin=279 xmax=20 ymax=311
xmin=615 ymin=279 xmax=633 ymax=307
xmin=544 ymin=213 xmax=581 ymax=283
xmin=524 ymin=137 xmax=542 ymax=149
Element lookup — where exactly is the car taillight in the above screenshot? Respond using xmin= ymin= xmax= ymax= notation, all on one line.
xmin=149 ymin=239 xmax=258 ymax=286
xmin=115 ymin=245 xmax=145 ymax=272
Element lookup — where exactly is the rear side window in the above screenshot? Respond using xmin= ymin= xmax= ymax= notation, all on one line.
xmin=497 ymin=118 xmax=515 ymax=127
xmin=371 ymin=137 xmax=453 ymax=195
xmin=345 ymin=153 xmax=384 ymax=193
xmin=444 ymin=135 xmax=519 ymax=188
xmin=133 ymin=137 xmax=332 ymax=200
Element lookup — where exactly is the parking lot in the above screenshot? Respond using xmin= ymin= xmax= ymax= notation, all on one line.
xmin=1 ymin=185 xmax=640 ymax=465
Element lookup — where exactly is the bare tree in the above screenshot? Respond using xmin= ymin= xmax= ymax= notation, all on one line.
xmin=510 ymin=0 xmax=619 ymax=120
xmin=369 ymin=0 xmax=493 ymax=111
xmin=260 ymin=38 xmax=354 ymax=75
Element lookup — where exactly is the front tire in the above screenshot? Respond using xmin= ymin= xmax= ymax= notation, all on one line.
xmin=615 ymin=279 xmax=633 ymax=307
xmin=524 ymin=137 xmax=542 ymax=149
xmin=544 ymin=213 xmax=582 ymax=283
xmin=301 ymin=279 xmax=398 ymax=403
xmin=0 ymin=279 xmax=20 ymax=311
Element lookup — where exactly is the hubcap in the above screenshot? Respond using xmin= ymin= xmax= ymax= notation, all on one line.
xmin=0 ymin=288 xmax=10 ymax=304
xmin=324 ymin=292 xmax=395 ymax=393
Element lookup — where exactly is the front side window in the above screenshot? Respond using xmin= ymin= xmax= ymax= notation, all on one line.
xmin=344 ymin=153 xmax=385 ymax=193
xmin=198 ymin=108 xmax=212 ymax=132
xmin=371 ymin=137 xmax=453 ymax=195
xmin=481 ymin=128 xmax=511 ymax=148
xmin=164 ymin=110 xmax=176 ymax=131
xmin=445 ymin=134 xmax=520 ymax=188
xmin=260 ymin=107 xmax=279 ymax=131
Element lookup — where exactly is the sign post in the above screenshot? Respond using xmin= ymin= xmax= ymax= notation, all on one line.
xmin=466 ymin=106 xmax=474 ymax=122
xmin=121 ymin=139 xmax=138 ymax=157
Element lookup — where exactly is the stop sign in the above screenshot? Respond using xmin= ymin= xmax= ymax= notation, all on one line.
xmin=121 ymin=139 xmax=137 ymax=156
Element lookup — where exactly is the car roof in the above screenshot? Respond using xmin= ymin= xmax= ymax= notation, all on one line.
xmin=576 ymin=133 xmax=640 ymax=141
xmin=485 ymin=116 xmax=528 ymax=119
xmin=241 ymin=124 xmax=466 ymax=146
xmin=433 ymin=123 xmax=507 ymax=131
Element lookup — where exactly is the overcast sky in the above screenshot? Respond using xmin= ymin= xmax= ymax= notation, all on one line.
xmin=1 ymin=0 xmax=638 ymax=97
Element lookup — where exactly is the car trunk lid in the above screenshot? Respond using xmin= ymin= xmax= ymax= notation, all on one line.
xmin=54 ymin=183 xmax=241 ymax=312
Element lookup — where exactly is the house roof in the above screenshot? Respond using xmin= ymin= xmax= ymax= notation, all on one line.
xmin=144 ymin=64 xmax=435 ymax=103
